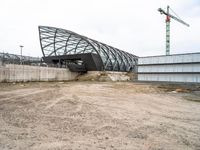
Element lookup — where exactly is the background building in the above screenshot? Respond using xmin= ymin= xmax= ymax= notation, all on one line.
xmin=138 ymin=53 xmax=200 ymax=83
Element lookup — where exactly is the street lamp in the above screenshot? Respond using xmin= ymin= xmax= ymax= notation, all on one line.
xmin=20 ymin=45 xmax=24 ymax=65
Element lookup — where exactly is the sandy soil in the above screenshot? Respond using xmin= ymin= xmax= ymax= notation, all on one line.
xmin=0 ymin=81 xmax=200 ymax=150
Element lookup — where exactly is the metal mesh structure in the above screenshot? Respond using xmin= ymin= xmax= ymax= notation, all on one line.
xmin=0 ymin=52 xmax=41 ymax=65
xmin=39 ymin=26 xmax=138 ymax=72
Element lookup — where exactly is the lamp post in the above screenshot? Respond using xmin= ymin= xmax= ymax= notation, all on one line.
xmin=20 ymin=45 xmax=24 ymax=65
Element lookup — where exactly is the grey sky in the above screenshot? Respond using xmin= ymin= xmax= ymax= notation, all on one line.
xmin=0 ymin=0 xmax=199 ymax=57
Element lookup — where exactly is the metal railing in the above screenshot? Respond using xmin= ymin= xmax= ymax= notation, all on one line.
xmin=0 ymin=52 xmax=42 ymax=66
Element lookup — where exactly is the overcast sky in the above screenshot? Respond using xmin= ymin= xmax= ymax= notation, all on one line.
xmin=0 ymin=0 xmax=199 ymax=57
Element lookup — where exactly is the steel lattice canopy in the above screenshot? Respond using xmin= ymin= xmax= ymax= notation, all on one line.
xmin=39 ymin=26 xmax=138 ymax=72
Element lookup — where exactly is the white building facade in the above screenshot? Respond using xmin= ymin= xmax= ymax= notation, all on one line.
xmin=138 ymin=53 xmax=200 ymax=83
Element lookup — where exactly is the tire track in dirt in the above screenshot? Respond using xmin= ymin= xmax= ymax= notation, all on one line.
xmin=0 ymin=89 xmax=49 ymax=102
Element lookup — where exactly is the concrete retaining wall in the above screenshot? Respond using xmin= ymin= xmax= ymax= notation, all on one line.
xmin=138 ymin=53 xmax=200 ymax=83
xmin=0 ymin=64 xmax=78 ymax=82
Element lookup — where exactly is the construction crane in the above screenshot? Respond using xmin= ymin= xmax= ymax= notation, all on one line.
xmin=158 ymin=5 xmax=189 ymax=55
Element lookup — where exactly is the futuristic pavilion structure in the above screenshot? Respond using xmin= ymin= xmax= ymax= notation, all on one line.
xmin=39 ymin=26 xmax=138 ymax=72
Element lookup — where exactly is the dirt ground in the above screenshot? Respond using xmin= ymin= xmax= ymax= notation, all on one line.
xmin=0 ymin=81 xmax=200 ymax=150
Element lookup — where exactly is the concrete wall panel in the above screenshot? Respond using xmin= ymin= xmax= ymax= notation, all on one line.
xmin=138 ymin=74 xmax=200 ymax=83
xmin=139 ymin=53 xmax=200 ymax=65
xmin=138 ymin=64 xmax=200 ymax=73
xmin=0 ymin=64 xmax=78 ymax=82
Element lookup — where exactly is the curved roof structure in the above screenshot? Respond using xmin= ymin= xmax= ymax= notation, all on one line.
xmin=39 ymin=26 xmax=137 ymax=72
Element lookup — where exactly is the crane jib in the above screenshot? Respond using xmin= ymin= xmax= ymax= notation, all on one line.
xmin=158 ymin=5 xmax=189 ymax=55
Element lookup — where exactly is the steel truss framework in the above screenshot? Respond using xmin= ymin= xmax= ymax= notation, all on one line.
xmin=39 ymin=26 xmax=138 ymax=72
xmin=0 ymin=52 xmax=41 ymax=64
